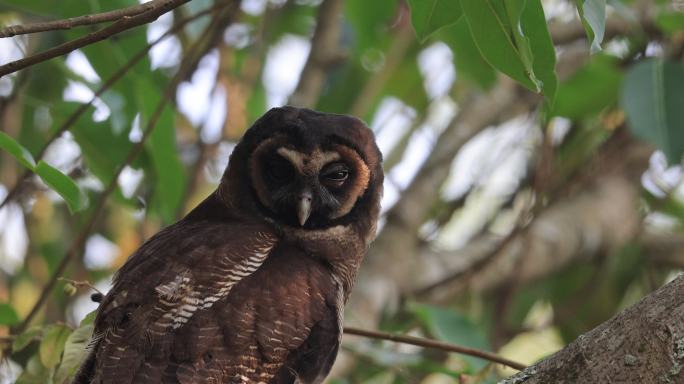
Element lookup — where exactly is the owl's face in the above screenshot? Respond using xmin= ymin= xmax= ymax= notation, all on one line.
xmin=222 ymin=107 xmax=383 ymax=231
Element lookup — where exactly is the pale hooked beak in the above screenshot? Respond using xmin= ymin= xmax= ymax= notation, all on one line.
xmin=297 ymin=191 xmax=313 ymax=226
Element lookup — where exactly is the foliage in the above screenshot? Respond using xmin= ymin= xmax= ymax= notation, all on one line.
xmin=0 ymin=0 xmax=683 ymax=382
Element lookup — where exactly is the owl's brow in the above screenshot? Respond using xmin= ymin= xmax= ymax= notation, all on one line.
xmin=276 ymin=147 xmax=341 ymax=175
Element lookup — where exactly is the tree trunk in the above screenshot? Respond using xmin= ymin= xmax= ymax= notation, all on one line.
xmin=500 ymin=274 xmax=684 ymax=384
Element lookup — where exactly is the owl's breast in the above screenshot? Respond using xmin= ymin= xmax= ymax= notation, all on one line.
xmin=218 ymin=246 xmax=338 ymax=349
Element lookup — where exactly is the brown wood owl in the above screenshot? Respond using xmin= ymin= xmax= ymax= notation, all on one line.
xmin=72 ymin=106 xmax=383 ymax=384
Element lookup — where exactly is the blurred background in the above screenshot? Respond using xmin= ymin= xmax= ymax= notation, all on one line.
xmin=0 ymin=0 xmax=683 ymax=382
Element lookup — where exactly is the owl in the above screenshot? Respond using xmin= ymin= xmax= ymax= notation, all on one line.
xmin=72 ymin=106 xmax=383 ymax=384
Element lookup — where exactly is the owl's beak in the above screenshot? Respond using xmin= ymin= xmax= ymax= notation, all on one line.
xmin=297 ymin=191 xmax=312 ymax=226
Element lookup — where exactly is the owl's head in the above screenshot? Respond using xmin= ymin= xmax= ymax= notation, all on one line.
xmin=221 ymin=107 xmax=383 ymax=231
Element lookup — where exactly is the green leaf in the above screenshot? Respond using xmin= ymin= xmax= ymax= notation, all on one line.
xmin=411 ymin=303 xmax=490 ymax=372
xmin=35 ymin=161 xmax=89 ymax=212
xmin=461 ymin=0 xmax=557 ymax=104
xmin=407 ymin=0 xmax=463 ymax=42
xmin=656 ymin=11 xmax=684 ymax=34
xmin=0 ymin=131 xmax=36 ymax=169
xmin=576 ymin=0 xmax=606 ymax=53
xmin=552 ymin=55 xmax=622 ymax=118
xmin=39 ymin=324 xmax=71 ymax=369
xmin=461 ymin=0 xmax=536 ymax=91
xmin=54 ymin=319 xmax=94 ymax=383
xmin=12 ymin=326 xmax=43 ymax=352
xmin=0 ymin=302 xmax=20 ymax=325
xmin=520 ymin=0 xmax=558 ymax=107
xmin=504 ymin=0 xmax=535 ymax=73
xmin=345 ymin=0 xmax=397 ymax=54
xmin=620 ymin=59 xmax=684 ymax=164
xmin=440 ymin=18 xmax=497 ymax=89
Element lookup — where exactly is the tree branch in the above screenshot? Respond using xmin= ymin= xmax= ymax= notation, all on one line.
xmin=0 ymin=0 xmax=190 ymax=78
xmin=0 ymin=0 xmax=162 ymax=38
xmin=500 ymin=274 xmax=684 ymax=383
xmin=288 ymin=0 xmax=346 ymax=108
xmin=343 ymin=327 xmax=526 ymax=371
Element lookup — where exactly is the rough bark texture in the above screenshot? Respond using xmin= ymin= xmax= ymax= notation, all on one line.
xmin=501 ymin=274 xmax=684 ymax=384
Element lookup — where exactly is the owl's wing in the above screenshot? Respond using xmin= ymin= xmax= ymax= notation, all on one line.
xmin=74 ymin=219 xmax=278 ymax=383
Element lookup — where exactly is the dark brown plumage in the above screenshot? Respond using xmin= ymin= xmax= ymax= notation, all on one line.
xmin=72 ymin=106 xmax=383 ymax=384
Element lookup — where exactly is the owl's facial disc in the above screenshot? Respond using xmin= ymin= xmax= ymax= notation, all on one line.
xmin=250 ymin=140 xmax=370 ymax=228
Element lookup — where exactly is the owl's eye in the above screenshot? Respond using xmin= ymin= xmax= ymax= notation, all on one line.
xmin=321 ymin=163 xmax=350 ymax=187
xmin=265 ymin=156 xmax=295 ymax=183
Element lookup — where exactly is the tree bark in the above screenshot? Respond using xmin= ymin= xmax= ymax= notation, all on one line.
xmin=500 ymin=274 xmax=684 ymax=384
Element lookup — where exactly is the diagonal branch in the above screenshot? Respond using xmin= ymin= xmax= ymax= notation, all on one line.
xmin=0 ymin=0 xmax=190 ymax=78
xmin=0 ymin=0 xmax=163 ymax=38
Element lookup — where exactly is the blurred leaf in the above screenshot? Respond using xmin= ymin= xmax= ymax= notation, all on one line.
xmin=576 ymin=0 xmax=606 ymax=53
xmin=55 ymin=315 xmax=95 ymax=383
xmin=363 ymin=371 xmax=396 ymax=384
xmin=552 ymin=55 xmax=622 ymax=119
xmin=39 ymin=324 xmax=71 ymax=369
xmin=345 ymin=0 xmax=396 ymax=54
xmin=411 ymin=303 xmax=490 ymax=372
xmin=35 ymin=161 xmax=89 ymax=213
xmin=0 ymin=302 xmax=20 ymax=325
xmin=656 ymin=11 xmax=684 ymax=34
xmin=15 ymin=355 xmax=49 ymax=384
xmin=620 ymin=59 xmax=684 ymax=164
xmin=440 ymin=18 xmax=497 ymax=89
xmin=265 ymin=2 xmax=316 ymax=43
xmin=0 ymin=131 xmax=36 ymax=169
xmin=407 ymin=0 xmax=463 ymax=42
xmin=461 ymin=0 xmax=549 ymax=94
xmin=12 ymin=326 xmax=43 ymax=352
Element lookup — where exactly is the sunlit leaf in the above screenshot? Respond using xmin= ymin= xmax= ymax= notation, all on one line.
xmin=576 ymin=0 xmax=606 ymax=53
xmin=0 ymin=131 xmax=36 ymax=170
xmin=620 ymin=59 xmax=684 ymax=164
xmin=407 ymin=0 xmax=463 ymax=42
xmin=0 ymin=302 xmax=20 ymax=325
xmin=39 ymin=324 xmax=71 ymax=369
xmin=35 ymin=161 xmax=89 ymax=212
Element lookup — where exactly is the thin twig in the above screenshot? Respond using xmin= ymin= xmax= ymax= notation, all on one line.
xmin=13 ymin=13 xmax=223 ymax=332
xmin=0 ymin=0 xmax=190 ymax=78
xmin=57 ymin=277 xmax=103 ymax=295
xmin=343 ymin=326 xmax=526 ymax=371
xmin=0 ymin=4 xmax=221 ymax=211
xmin=0 ymin=0 xmax=162 ymax=38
